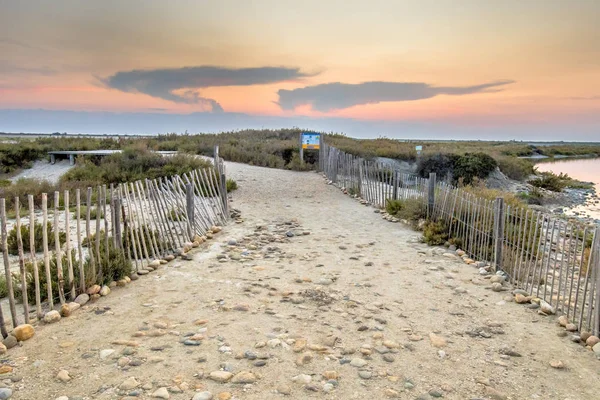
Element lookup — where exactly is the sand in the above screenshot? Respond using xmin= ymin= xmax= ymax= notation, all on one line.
xmin=4 ymin=161 xmax=600 ymax=399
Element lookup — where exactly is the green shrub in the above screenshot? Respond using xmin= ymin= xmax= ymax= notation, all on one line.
xmin=529 ymin=172 xmax=567 ymax=192
xmin=7 ymin=222 xmax=66 ymax=256
xmin=452 ymin=153 xmax=497 ymax=185
xmin=422 ymin=221 xmax=449 ymax=246
xmin=0 ymin=275 xmax=7 ymax=298
xmin=60 ymin=146 xmax=213 ymax=186
xmin=72 ymin=205 xmax=99 ymax=220
xmin=517 ymin=187 xmax=544 ymax=205
xmin=0 ymin=177 xmax=56 ymax=211
xmin=417 ymin=152 xmax=497 ymax=185
xmin=285 ymin=153 xmax=313 ymax=171
xmin=496 ymin=156 xmax=534 ymax=181
xmin=12 ymin=254 xmax=76 ymax=304
xmin=226 ymin=179 xmax=238 ymax=192
xmin=416 ymin=153 xmax=456 ymax=181
xmin=385 ymin=198 xmax=427 ymax=226
xmin=85 ymin=235 xmax=131 ymax=285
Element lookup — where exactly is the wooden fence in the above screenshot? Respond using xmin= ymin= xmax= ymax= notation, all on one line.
xmin=321 ymin=142 xmax=600 ymax=336
xmin=0 ymin=158 xmax=228 ymax=337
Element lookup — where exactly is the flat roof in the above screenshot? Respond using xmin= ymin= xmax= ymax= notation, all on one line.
xmin=48 ymin=150 xmax=177 ymax=156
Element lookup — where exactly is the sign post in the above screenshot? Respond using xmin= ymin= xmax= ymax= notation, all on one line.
xmin=299 ymin=132 xmax=321 ymax=163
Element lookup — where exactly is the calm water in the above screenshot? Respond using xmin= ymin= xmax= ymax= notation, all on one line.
xmin=536 ymin=158 xmax=600 ymax=220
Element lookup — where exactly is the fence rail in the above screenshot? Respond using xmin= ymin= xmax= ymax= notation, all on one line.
xmin=0 ymin=158 xmax=229 ymax=335
xmin=321 ymin=142 xmax=600 ymax=336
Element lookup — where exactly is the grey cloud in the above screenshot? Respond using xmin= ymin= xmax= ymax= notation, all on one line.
xmin=104 ymin=66 xmax=314 ymax=112
xmin=277 ymin=80 xmax=515 ymax=111
xmin=568 ymin=96 xmax=600 ymax=100
xmin=0 ymin=64 xmax=57 ymax=76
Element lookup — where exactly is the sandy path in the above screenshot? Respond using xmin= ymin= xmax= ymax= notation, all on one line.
xmin=4 ymin=162 xmax=600 ymax=400
xmin=9 ymin=160 xmax=73 ymax=184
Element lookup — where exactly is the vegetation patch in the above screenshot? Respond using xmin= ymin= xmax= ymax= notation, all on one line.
xmin=7 ymin=222 xmax=66 ymax=256
xmin=417 ymin=152 xmax=497 ymax=185
xmin=385 ymin=198 xmax=427 ymax=227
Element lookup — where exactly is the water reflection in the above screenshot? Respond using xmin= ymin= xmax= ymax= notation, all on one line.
xmin=536 ymin=158 xmax=600 ymax=221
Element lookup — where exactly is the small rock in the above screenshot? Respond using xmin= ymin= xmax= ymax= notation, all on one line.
xmin=56 ymin=370 xmax=71 ymax=382
xmin=322 ymin=371 xmax=338 ymax=380
xmin=539 ymin=300 xmax=555 ymax=315
xmin=44 ymin=310 xmax=61 ymax=324
xmin=277 ymin=384 xmax=292 ymax=395
xmin=0 ymin=343 xmax=5 ymax=355
xmin=491 ymin=283 xmax=504 ymax=292
xmin=13 ymin=324 xmax=35 ymax=341
xmin=2 ymin=335 xmax=17 ymax=349
xmin=100 ymin=349 xmax=115 ymax=359
xmin=119 ymin=377 xmax=140 ymax=390
xmin=358 ymin=370 xmax=372 ymax=379
xmin=292 ymin=374 xmax=312 ymax=384
xmin=233 ymin=304 xmax=250 ymax=312
xmin=383 ymin=354 xmax=395 ymax=363
xmin=0 ymin=388 xmax=12 ymax=400
xmin=550 ymin=360 xmax=565 ymax=369
xmin=209 ymin=371 xmax=233 ymax=383
xmin=350 ymin=358 xmax=367 ymax=367
xmin=87 ymin=284 xmax=101 ymax=295
xmin=192 ymin=392 xmax=213 ymax=400
xmin=429 ymin=333 xmax=447 ymax=348
xmin=74 ymin=293 xmax=90 ymax=305
xmin=429 ymin=389 xmax=443 ymax=398
xmin=151 ymin=387 xmax=170 ymax=399
xmin=586 ymin=335 xmax=600 ymax=347
xmin=99 ymin=285 xmax=111 ymax=296
xmin=566 ymin=323 xmax=577 ymax=332
xmin=593 ymin=342 xmax=600 ymax=357
xmin=231 ymin=371 xmax=257 ymax=384
xmin=557 ymin=315 xmax=568 ymax=327
xmin=514 ymin=293 xmax=531 ymax=304
xmin=384 ymin=388 xmax=400 ymax=398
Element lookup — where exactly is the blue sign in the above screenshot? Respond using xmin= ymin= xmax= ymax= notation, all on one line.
xmin=302 ymin=133 xmax=320 ymax=149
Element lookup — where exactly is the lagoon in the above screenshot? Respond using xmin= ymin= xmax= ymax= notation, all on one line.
xmin=536 ymin=158 xmax=600 ymax=221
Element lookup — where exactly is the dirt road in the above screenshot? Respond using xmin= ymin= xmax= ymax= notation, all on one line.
xmin=5 ymin=162 xmax=600 ymax=400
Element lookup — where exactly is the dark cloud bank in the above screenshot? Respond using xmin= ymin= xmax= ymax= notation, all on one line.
xmin=277 ymin=80 xmax=515 ymax=111
xmin=103 ymin=66 xmax=313 ymax=112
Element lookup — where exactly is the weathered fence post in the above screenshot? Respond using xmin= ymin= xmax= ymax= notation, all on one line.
xmin=592 ymin=223 xmax=600 ymax=336
xmin=393 ymin=171 xmax=399 ymax=200
xmin=493 ymin=197 xmax=505 ymax=273
xmin=357 ymin=161 xmax=363 ymax=197
xmin=220 ymin=168 xmax=228 ymax=217
xmin=299 ymin=131 xmax=304 ymax=164
xmin=114 ymin=197 xmax=122 ymax=248
xmin=213 ymin=145 xmax=219 ymax=169
xmin=427 ymin=173 xmax=436 ymax=217
xmin=1 ymin=199 xmax=19 ymax=328
xmin=319 ymin=133 xmax=324 ymax=171
xmin=185 ymin=183 xmax=195 ymax=241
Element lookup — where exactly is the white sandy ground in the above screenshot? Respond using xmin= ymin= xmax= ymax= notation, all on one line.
xmin=3 ymin=162 xmax=600 ymax=400
xmin=9 ymin=160 xmax=74 ymax=185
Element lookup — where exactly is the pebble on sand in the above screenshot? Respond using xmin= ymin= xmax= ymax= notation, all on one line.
xmin=13 ymin=324 xmax=35 ymax=342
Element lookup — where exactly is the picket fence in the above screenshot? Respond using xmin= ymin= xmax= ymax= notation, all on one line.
xmin=0 ymin=156 xmax=228 ymax=337
xmin=321 ymin=142 xmax=600 ymax=336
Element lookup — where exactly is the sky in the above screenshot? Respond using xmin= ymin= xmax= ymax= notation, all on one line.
xmin=1 ymin=0 xmax=599 ymax=140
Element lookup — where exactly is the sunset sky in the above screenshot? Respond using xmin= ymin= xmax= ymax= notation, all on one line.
xmin=1 ymin=0 xmax=599 ymax=139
